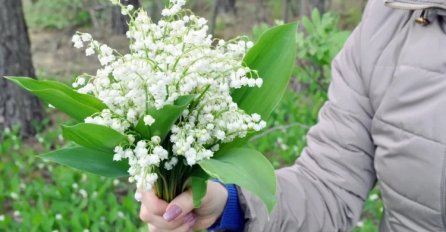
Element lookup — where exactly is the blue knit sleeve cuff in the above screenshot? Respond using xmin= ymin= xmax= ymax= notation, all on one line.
xmin=208 ymin=184 xmax=245 ymax=232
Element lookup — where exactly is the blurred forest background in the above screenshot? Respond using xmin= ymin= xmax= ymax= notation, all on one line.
xmin=0 ymin=0 xmax=382 ymax=231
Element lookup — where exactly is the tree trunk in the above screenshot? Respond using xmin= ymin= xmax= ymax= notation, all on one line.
xmin=210 ymin=0 xmax=237 ymax=35
xmin=283 ymin=0 xmax=291 ymax=22
xmin=299 ymin=0 xmax=309 ymax=18
xmin=149 ymin=0 xmax=164 ymax=23
xmin=112 ymin=0 xmax=141 ymax=35
xmin=311 ymin=0 xmax=325 ymax=14
xmin=256 ymin=0 xmax=268 ymax=23
xmin=0 ymin=0 xmax=44 ymax=138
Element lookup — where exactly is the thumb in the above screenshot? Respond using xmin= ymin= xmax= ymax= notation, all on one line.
xmin=163 ymin=190 xmax=194 ymax=222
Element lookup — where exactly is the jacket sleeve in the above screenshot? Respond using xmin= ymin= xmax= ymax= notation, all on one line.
xmin=238 ymin=5 xmax=377 ymax=232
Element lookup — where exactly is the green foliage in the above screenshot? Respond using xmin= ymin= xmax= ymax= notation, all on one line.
xmin=200 ymin=148 xmax=276 ymax=212
xmin=187 ymin=23 xmax=297 ymax=211
xmin=248 ymin=9 xmax=349 ymax=168
xmin=0 ymin=122 xmax=145 ymax=231
xmin=5 ymin=77 xmax=106 ymax=122
xmin=188 ymin=167 xmax=209 ymax=208
xmin=62 ymin=123 xmax=126 ymax=152
xmin=222 ymin=23 xmax=297 ymax=154
xmin=232 ymin=23 xmax=297 ymax=119
xmin=353 ymin=188 xmax=383 ymax=231
xmin=251 ymin=23 xmax=271 ymax=42
xmin=41 ymin=146 xmax=129 ymax=178
xmin=135 ymin=95 xmax=196 ymax=141
xmin=295 ymin=9 xmax=350 ymax=97
xmin=249 ymin=88 xmax=324 ymax=166
xmin=251 ymin=10 xmax=349 ymax=164
xmin=248 ymin=10 xmax=349 ymax=162
xmin=24 ymin=0 xmax=92 ymax=29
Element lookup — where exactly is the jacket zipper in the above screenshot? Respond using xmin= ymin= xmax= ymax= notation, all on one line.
xmin=442 ymin=148 xmax=446 ymax=230
xmin=386 ymin=1 xmax=446 ymax=229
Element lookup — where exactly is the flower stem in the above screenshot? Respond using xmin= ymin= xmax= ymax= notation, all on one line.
xmin=154 ymin=156 xmax=192 ymax=203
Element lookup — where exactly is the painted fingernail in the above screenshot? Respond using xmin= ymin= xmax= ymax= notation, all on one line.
xmin=163 ymin=205 xmax=182 ymax=222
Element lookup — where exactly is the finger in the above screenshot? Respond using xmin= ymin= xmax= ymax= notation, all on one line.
xmin=140 ymin=204 xmax=157 ymax=223
xmin=192 ymin=216 xmax=218 ymax=230
xmin=141 ymin=190 xmax=168 ymax=215
xmin=163 ymin=190 xmax=194 ymax=222
xmin=149 ymin=216 xmax=196 ymax=232
xmin=140 ymin=204 xmax=188 ymax=229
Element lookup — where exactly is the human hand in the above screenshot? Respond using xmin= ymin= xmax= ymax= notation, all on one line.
xmin=139 ymin=181 xmax=228 ymax=232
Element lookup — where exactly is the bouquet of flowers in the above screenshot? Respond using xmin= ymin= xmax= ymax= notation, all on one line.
xmin=7 ymin=0 xmax=296 ymax=212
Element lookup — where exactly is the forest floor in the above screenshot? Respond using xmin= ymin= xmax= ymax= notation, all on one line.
xmin=29 ymin=28 xmax=124 ymax=81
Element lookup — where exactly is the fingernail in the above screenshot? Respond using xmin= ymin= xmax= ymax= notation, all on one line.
xmin=163 ymin=205 xmax=182 ymax=222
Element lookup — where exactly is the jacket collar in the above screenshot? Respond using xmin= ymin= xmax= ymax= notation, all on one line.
xmin=384 ymin=0 xmax=446 ymax=10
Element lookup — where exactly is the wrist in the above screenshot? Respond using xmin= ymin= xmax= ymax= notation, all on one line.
xmin=208 ymin=181 xmax=229 ymax=222
xmin=208 ymin=183 xmax=245 ymax=232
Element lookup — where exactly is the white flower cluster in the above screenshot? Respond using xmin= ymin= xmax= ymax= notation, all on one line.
xmin=113 ymin=136 xmax=169 ymax=192
xmin=71 ymin=0 xmax=266 ymax=192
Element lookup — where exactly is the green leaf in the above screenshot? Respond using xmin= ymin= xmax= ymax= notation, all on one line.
xmin=188 ymin=167 xmax=210 ymax=208
xmin=135 ymin=119 xmax=151 ymax=139
xmin=41 ymin=146 xmax=129 ymax=178
xmin=199 ymin=148 xmax=276 ymax=213
xmin=223 ymin=23 xmax=297 ymax=152
xmin=191 ymin=177 xmax=207 ymax=208
xmin=5 ymin=76 xmax=106 ymax=121
xmin=302 ymin=17 xmax=314 ymax=34
xmin=135 ymin=95 xmax=195 ymax=140
xmin=232 ymin=23 xmax=297 ymax=119
xmin=311 ymin=9 xmax=321 ymax=26
xmin=62 ymin=123 xmax=127 ymax=152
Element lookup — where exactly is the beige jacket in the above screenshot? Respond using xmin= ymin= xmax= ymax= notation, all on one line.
xmin=239 ymin=0 xmax=446 ymax=231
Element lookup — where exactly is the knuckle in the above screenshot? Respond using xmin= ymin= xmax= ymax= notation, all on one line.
xmin=179 ymin=227 xmax=191 ymax=232
xmin=194 ymin=218 xmax=213 ymax=230
xmin=184 ymin=190 xmax=193 ymax=198
xmin=148 ymin=226 xmax=160 ymax=232
xmin=139 ymin=208 xmax=152 ymax=222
